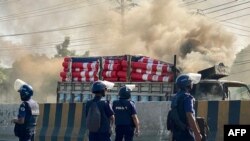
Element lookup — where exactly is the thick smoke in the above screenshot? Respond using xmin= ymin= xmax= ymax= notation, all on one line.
xmin=0 ymin=53 xmax=62 ymax=103
xmin=92 ymin=0 xmax=236 ymax=72
xmin=11 ymin=55 xmax=62 ymax=102
xmin=0 ymin=0 xmax=239 ymax=103
xmin=0 ymin=0 xmax=90 ymax=103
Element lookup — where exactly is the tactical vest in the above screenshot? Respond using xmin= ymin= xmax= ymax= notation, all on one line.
xmin=26 ymin=99 xmax=39 ymax=127
xmin=14 ymin=99 xmax=39 ymax=138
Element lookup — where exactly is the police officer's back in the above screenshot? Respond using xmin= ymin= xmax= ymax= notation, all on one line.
xmin=112 ymin=86 xmax=140 ymax=141
xmin=85 ymin=81 xmax=115 ymax=141
xmin=170 ymin=74 xmax=202 ymax=141
xmin=12 ymin=79 xmax=39 ymax=141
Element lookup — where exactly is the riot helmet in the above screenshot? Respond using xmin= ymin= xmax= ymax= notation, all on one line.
xmin=176 ymin=73 xmax=201 ymax=91
xmin=176 ymin=74 xmax=192 ymax=90
xmin=19 ymin=84 xmax=33 ymax=101
xmin=91 ymin=81 xmax=107 ymax=96
xmin=118 ymin=86 xmax=131 ymax=99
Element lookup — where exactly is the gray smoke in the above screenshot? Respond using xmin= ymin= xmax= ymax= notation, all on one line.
xmin=0 ymin=0 xmax=240 ymax=103
xmin=91 ymin=0 xmax=237 ymax=72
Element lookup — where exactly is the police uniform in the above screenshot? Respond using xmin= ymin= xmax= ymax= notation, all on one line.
xmin=85 ymin=96 xmax=114 ymax=141
xmin=171 ymin=90 xmax=195 ymax=141
xmin=112 ymin=99 xmax=137 ymax=141
xmin=16 ymin=99 xmax=39 ymax=141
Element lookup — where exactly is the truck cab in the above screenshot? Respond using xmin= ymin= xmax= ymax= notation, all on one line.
xmin=190 ymin=63 xmax=250 ymax=101
xmin=191 ymin=80 xmax=250 ymax=101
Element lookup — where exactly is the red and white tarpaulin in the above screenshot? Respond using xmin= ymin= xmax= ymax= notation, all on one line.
xmin=103 ymin=59 xmax=121 ymax=64
xmin=61 ymin=71 xmax=98 ymax=78
xmin=63 ymin=68 xmax=98 ymax=72
xmin=60 ymin=56 xmax=174 ymax=82
xmin=118 ymin=78 xmax=128 ymax=82
xmin=62 ymin=76 xmax=98 ymax=82
xmin=73 ymin=71 xmax=98 ymax=78
xmin=138 ymin=57 xmax=161 ymax=64
xmin=133 ymin=68 xmax=168 ymax=76
xmin=103 ymin=64 xmax=121 ymax=71
xmin=131 ymin=73 xmax=173 ymax=82
xmin=121 ymin=60 xmax=172 ymax=72
xmin=132 ymin=62 xmax=171 ymax=72
xmin=64 ymin=57 xmax=71 ymax=62
xmin=63 ymin=62 xmax=99 ymax=70
xmin=102 ymin=71 xmax=117 ymax=78
xmin=117 ymin=71 xmax=127 ymax=78
xmin=103 ymin=77 xmax=119 ymax=82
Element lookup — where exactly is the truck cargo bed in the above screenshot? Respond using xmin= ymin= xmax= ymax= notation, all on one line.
xmin=57 ymin=81 xmax=174 ymax=103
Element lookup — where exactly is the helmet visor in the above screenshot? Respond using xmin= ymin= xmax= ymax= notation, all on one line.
xmin=186 ymin=73 xmax=201 ymax=84
xmin=14 ymin=79 xmax=27 ymax=92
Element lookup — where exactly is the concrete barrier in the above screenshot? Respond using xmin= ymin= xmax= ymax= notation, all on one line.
xmin=1 ymin=101 xmax=250 ymax=141
xmin=35 ymin=103 xmax=88 ymax=141
xmin=35 ymin=102 xmax=171 ymax=141
xmin=0 ymin=102 xmax=171 ymax=141
xmin=195 ymin=100 xmax=250 ymax=141
xmin=0 ymin=104 xmax=19 ymax=139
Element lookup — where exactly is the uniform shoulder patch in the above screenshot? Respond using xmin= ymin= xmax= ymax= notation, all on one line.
xmin=20 ymin=107 xmax=25 ymax=111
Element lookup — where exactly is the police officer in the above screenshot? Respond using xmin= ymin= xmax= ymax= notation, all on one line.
xmin=85 ymin=81 xmax=115 ymax=141
xmin=112 ymin=86 xmax=140 ymax=141
xmin=11 ymin=81 xmax=39 ymax=141
xmin=171 ymin=74 xmax=202 ymax=141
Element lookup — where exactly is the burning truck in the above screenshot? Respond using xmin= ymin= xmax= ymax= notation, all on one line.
xmin=56 ymin=55 xmax=250 ymax=103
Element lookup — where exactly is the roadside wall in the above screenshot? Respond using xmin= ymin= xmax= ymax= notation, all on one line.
xmin=1 ymin=101 xmax=250 ymax=141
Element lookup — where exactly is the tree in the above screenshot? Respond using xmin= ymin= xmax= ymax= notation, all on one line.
xmin=82 ymin=50 xmax=90 ymax=57
xmin=54 ymin=36 xmax=75 ymax=58
xmin=0 ymin=68 xmax=7 ymax=84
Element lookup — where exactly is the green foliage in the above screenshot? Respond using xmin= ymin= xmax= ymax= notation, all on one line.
xmin=0 ymin=68 xmax=7 ymax=84
xmin=54 ymin=36 xmax=75 ymax=58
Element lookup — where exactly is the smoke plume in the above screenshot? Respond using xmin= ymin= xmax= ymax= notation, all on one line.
xmin=0 ymin=0 xmax=239 ymax=103
xmin=92 ymin=0 xmax=236 ymax=72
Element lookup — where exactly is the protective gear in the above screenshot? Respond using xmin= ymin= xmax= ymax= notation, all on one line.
xmin=19 ymin=84 xmax=33 ymax=101
xmin=91 ymin=81 xmax=107 ymax=96
xmin=176 ymin=73 xmax=201 ymax=90
xmin=176 ymin=75 xmax=192 ymax=89
xmin=118 ymin=86 xmax=131 ymax=99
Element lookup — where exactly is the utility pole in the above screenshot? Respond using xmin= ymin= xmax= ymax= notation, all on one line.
xmin=112 ymin=0 xmax=138 ymax=33
xmin=121 ymin=0 xmax=125 ymax=32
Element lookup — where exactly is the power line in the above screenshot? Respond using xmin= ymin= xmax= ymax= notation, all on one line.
xmin=0 ymin=37 xmax=96 ymax=51
xmin=0 ymin=43 xmax=111 ymax=57
xmin=234 ymin=59 xmax=250 ymax=63
xmin=0 ymin=36 xmax=106 ymax=51
xmin=183 ymin=0 xmax=207 ymax=7
xmin=230 ymin=32 xmax=250 ymax=37
xmin=221 ymin=21 xmax=250 ymax=29
xmin=220 ymin=13 xmax=250 ymax=22
xmin=223 ymin=24 xmax=250 ymax=33
xmin=230 ymin=68 xmax=250 ymax=74
xmin=205 ymin=1 xmax=250 ymax=14
xmin=234 ymin=61 xmax=250 ymax=65
xmin=0 ymin=0 xmax=108 ymax=22
xmin=0 ymin=0 xmax=19 ymax=5
xmin=0 ymin=0 xmax=86 ymax=20
xmin=0 ymin=21 xmax=107 ymax=38
xmin=182 ymin=0 xmax=199 ymax=5
xmin=213 ymin=6 xmax=250 ymax=18
xmin=203 ymin=13 xmax=250 ymax=37
xmin=202 ymin=0 xmax=238 ymax=11
xmin=237 ymin=49 xmax=250 ymax=54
